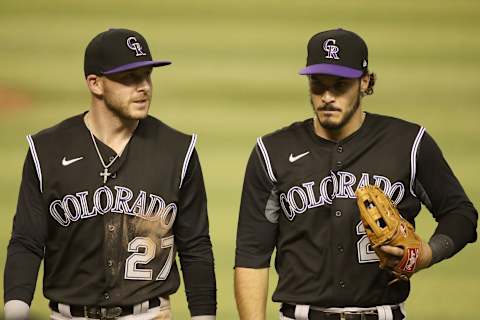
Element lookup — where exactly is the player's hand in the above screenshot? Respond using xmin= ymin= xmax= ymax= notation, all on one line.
xmin=379 ymin=241 xmax=432 ymax=273
xmin=378 ymin=245 xmax=403 ymax=269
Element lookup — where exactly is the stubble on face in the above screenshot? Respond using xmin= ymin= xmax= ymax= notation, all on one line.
xmin=309 ymin=75 xmax=362 ymax=131
xmin=103 ymin=88 xmax=151 ymax=121
xmin=310 ymin=91 xmax=361 ymax=131
xmin=101 ymin=68 xmax=153 ymax=121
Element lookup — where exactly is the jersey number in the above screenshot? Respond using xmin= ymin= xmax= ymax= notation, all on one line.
xmin=124 ymin=236 xmax=175 ymax=280
xmin=356 ymin=221 xmax=379 ymax=263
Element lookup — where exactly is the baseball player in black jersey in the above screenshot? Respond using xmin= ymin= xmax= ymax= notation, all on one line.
xmin=234 ymin=28 xmax=478 ymax=320
xmin=4 ymin=28 xmax=216 ymax=320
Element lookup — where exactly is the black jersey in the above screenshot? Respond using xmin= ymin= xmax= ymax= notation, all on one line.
xmin=235 ymin=113 xmax=477 ymax=307
xmin=4 ymin=114 xmax=216 ymax=316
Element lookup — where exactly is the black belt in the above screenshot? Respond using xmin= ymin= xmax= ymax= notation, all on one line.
xmin=281 ymin=304 xmax=404 ymax=320
xmin=49 ymin=298 xmax=161 ymax=319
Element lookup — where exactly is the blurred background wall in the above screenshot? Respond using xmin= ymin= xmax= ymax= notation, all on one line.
xmin=0 ymin=1 xmax=479 ymax=318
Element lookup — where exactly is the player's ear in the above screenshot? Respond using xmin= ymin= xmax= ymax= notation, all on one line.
xmin=360 ymin=73 xmax=370 ymax=94
xmin=86 ymin=74 xmax=104 ymax=96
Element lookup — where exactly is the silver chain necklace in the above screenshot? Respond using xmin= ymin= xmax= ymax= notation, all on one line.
xmin=89 ymin=130 xmax=119 ymax=183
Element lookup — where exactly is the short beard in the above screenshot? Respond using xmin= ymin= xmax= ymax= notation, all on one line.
xmin=310 ymin=89 xmax=361 ymax=131
xmin=104 ymin=95 xmax=148 ymax=121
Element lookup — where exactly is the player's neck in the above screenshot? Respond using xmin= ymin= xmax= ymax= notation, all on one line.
xmin=84 ymin=108 xmax=138 ymax=155
xmin=314 ymin=109 xmax=366 ymax=142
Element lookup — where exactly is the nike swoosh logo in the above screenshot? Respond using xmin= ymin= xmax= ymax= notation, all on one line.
xmin=62 ymin=156 xmax=84 ymax=166
xmin=289 ymin=151 xmax=310 ymax=163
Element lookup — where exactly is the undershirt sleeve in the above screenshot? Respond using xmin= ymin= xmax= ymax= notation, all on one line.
xmin=175 ymin=150 xmax=216 ymax=316
xmin=235 ymin=146 xmax=279 ymax=269
xmin=415 ymin=132 xmax=477 ymax=255
xmin=4 ymin=151 xmax=47 ymax=305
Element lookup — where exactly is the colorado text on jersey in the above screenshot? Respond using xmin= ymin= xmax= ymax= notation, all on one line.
xmin=49 ymin=186 xmax=177 ymax=227
xmin=280 ymin=171 xmax=405 ymax=221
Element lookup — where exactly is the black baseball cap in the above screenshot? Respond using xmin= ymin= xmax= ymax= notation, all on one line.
xmin=84 ymin=28 xmax=171 ymax=77
xmin=299 ymin=28 xmax=368 ymax=78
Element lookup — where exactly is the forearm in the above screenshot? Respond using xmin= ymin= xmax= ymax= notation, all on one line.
xmin=5 ymin=151 xmax=46 ymax=305
xmin=180 ymin=255 xmax=217 ymax=316
xmin=431 ymin=213 xmax=476 ymax=255
xmin=428 ymin=214 xmax=475 ymax=266
xmin=4 ymin=240 xmax=43 ymax=304
xmin=3 ymin=243 xmax=42 ymax=320
xmin=234 ymin=267 xmax=269 ymax=320
xmin=425 ymin=211 xmax=477 ymax=267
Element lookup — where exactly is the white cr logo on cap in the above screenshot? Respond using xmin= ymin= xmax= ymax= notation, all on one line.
xmin=126 ymin=36 xmax=147 ymax=57
xmin=323 ymin=39 xmax=340 ymax=60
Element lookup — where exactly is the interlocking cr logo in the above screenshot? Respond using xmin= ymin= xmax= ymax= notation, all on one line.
xmin=323 ymin=39 xmax=340 ymax=60
xmin=126 ymin=36 xmax=147 ymax=56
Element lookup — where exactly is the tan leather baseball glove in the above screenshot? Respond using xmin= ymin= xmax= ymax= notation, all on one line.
xmin=355 ymin=185 xmax=426 ymax=283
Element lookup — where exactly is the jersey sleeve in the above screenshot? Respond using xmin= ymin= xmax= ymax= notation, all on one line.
xmin=4 ymin=150 xmax=47 ymax=305
xmin=414 ymin=131 xmax=478 ymax=254
xmin=235 ymin=145 xmax=279 ymax=269
xmin=174 ymin=150 xmax=216 ymax=317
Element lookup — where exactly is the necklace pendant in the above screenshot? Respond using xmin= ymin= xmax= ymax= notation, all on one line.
xmin=100 ymin=168 xmax=111 ymax=184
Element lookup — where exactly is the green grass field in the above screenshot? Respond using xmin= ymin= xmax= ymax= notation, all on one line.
xmin=0 ymin=0 xmax=479 ymax=319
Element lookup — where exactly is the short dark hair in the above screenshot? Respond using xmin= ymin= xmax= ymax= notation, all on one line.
xmin=363 ymin=70 xmax=377 ymax=96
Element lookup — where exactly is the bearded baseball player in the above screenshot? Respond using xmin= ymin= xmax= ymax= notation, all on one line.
xmin=4 ymin=28 xmax=216 ymax=320
xmin=234 ymin=28 xmax=478 ymax=320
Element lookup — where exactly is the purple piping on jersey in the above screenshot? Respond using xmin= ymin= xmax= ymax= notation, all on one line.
xmin=299 ymin=64 xmax=363 ymax=78
xmin=103 ymin=60 xmax=171 ymax=75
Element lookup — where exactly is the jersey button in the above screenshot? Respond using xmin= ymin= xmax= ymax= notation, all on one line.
xmin=104 ymin=292 xmax=110 ymax=300
xmin=336 ymin=161 xmax=342 ymax=167
xmin=335 ymin=210 xmax=342 ymax=217
xmin=339 ymin=281 xmax=346 ymax=288
xmin=108 ymin=156 xmax=116 ymax=162
xmin=107 ymin=260 xmax=113 ymax=267
xmin=337 ymin=245 xmax=344 ymax=253
xmin=108 ymin=225 xmax=115 ymax=232
xmin=337 ymin=146 xmax=343 ymax=153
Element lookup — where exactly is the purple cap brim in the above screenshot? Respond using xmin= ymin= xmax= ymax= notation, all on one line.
xmin=299 ymin=64 xmax=363 ymax=78
xmin=103 ymin=60 xmax=171 ymax=75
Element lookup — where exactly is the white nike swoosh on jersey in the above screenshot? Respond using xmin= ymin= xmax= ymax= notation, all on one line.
xmin=62 ymin=156 xmax=84 ymax=166
xmin=289 ymin=151 xmax=310 ymax=163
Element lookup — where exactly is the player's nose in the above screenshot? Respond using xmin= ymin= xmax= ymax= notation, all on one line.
xmin=321 ymin=90 xmax=335 ymax=104
xmin=137 ymin=77 xmax=152 ymax=93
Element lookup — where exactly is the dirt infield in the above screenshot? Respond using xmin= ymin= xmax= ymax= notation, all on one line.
xmin=0 ymin=85 xmax=31 ymax=110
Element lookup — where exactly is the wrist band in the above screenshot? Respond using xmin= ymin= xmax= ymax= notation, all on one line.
xmin=428 ymin=234 xmax=455 ymax=266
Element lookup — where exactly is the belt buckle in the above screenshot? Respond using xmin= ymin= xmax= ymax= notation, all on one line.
xmin=84 ymin=306 xmax=101 ymax=319
xmin=340 ymin=311 xmax=367 ymax=320
xmin=101 ymin=306 xmax=123 ymax=319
